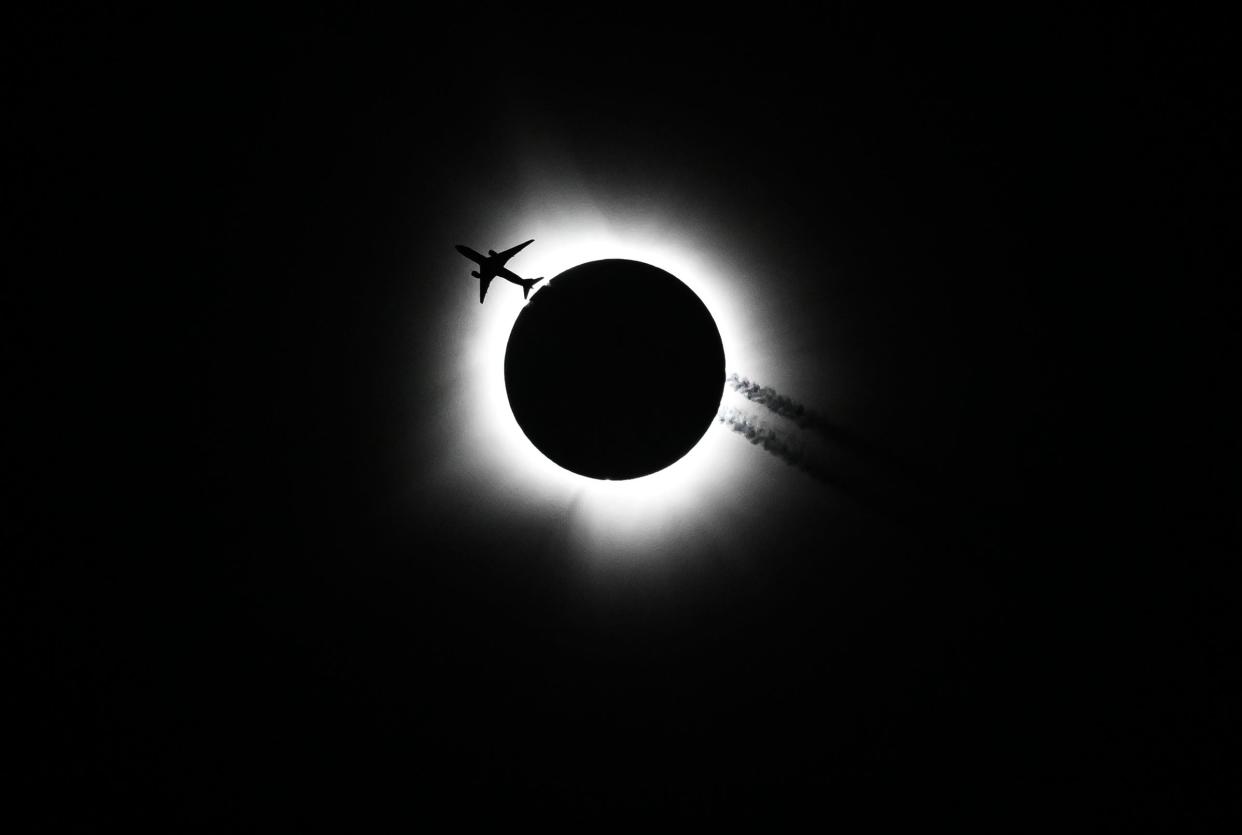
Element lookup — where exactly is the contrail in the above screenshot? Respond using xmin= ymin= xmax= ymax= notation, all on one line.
xmin=726 ymin=373 xmax=821 ymax=430
xmin=718 ymin=375 xmax=931 ymax=523
xmin=716 ymin=407 xmax=801 ymax=467
xmin=726 ymin=372 xmax=917 ymax=479
xmin=721 ymin=375 xmax=974 ymax=547
xmin=716 ymin=407 xmax=844 ymax=490
xmin=718 ymin=404 xmax=929 ymax=526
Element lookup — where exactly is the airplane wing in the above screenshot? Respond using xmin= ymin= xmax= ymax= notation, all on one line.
xmin=478 ymin=275 xmax=494 ymax=304
xmin=494 ymin=239 xmax=534 ymax=264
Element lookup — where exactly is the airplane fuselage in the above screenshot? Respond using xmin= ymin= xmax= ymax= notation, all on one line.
xmin=455 ymin=239 xmax=542 ymax=303
xmin=454 ymin=245 xmax=525 ymax=284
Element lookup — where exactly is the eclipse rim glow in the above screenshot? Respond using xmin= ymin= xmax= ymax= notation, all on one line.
xmin=421 ymin=175 xmax=812 ymax=569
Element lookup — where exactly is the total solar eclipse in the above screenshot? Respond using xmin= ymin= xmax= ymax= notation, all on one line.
xmin=505 ymin=259 xmax=725 ymax=480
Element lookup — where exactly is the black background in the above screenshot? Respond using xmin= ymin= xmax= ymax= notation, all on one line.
xmin=10 ymin=6 xmax=1238 ymax=829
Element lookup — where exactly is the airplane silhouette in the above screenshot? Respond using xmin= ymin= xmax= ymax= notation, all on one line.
xmin=454 ymin=239 xmax=544 ymax=303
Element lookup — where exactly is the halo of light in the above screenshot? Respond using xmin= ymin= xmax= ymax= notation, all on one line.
xmin=418 ymin=178 xmax=803 ymax=572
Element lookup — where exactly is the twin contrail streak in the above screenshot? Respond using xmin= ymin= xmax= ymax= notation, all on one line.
xmin=726 ymin=373 xmax=822 ymax=431
xmin=726 ymin=372 xmax=916 ymax=479
xmin=720 ymin=374 xmax=965 ymax=543
xmin=719 ymin=374 xmax=840 ymax=483
xmin=717 ymin=374 xmax=918 ymax=519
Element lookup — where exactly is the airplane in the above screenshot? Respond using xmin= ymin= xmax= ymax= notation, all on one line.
xmin=454 ymin=239 xmax=544 ymax=303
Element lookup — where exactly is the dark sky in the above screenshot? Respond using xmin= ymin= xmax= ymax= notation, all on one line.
xmin=12 ymin=6 xmax=1237 ymax=828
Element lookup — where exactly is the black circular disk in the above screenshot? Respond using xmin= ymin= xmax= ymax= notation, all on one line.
xmin=505 ymin=259 xmax=725 ymax=480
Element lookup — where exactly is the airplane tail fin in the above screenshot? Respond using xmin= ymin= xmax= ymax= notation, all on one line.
xmin=522 ymin=277 xmax=544 ymax=299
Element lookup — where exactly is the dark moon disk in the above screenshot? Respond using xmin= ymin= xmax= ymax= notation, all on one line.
xmin=505 ymin=259 xmax=725 ymax=480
